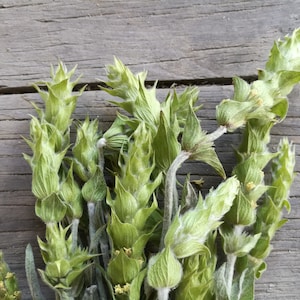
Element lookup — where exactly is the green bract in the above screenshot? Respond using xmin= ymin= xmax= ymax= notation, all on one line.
xmin=23 ymin=29 xmax=299 ymax=300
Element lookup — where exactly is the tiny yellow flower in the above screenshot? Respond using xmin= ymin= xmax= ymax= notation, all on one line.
xmin=245 ymin=181 xmax=256 ymax=192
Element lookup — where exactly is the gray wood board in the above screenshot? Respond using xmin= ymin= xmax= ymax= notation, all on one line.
xmin=1 ymin=86 xmax=300 ymax=299
xmin=1 ymin=0 xmax=300 ymax=88
xmin=1 ymin=0 xmax=300 ymax=299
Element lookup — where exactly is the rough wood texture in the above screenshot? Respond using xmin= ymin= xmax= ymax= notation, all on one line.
xmin=0 ymin=1 xmax=300 ymax=299
xmin=1 ymin=0 xmax=300 ymax=88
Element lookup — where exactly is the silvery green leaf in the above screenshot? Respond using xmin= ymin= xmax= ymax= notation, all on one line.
xmin=220 ymin=227 xmax=261 ymax=257
xmin=175 ymin=234 xmax=217 ymax=300
xmin=72 ymin=117 xmax=100 ymax=179
xmin=60 ymin=164 xmax=83 ymax=219
xmin=35 ymin=193 xmax=67 ymax=223
xmin=225 ymin=189 xmax=256 ymax=226
xmin=168 ymin=86 xmax=201 ymax=129
xmin=165 ymin=177 xmax=239 ymax=258
xmin=153 ymin=111 xmax=181 ymax=172
xmin=233 ymin=77 xmax=250 ymax=102
xmin=103 ymin=56 xmax=143 ymax=103
xmin=107 ymin=249 xmax=141 ymax=285
xmin=249 ymin=236 xmax=271 ymax=260
xmin=182 ymin=103 xmax=225 ymax=178
xmin=106 ymin=177 xmax=139 ymax=222
xmin=147 ymin=246 xmax=183 ymax=289
xmin=104 ymin=57 xmax=161 ymax=130
xmin=82 ymin=166 xmax=106 ymax=203
xmin=271 ymin=97 xmax=288 ymax=120
xmin=172 ymin=240 xmax=210 ymax=259
xmin=216 ymin=99 xmax=257 ymax=132
xmin=180 ymin=174 xmax=198 ymax=211
xmin=214 ymin=263 xmax=230 ymax=300
xmin=268 ymin=138 xmax=295 ymax=207
xmin=265 ymin=28 xmax=300 ymax=75
xmin=107 ymin=211 xmax=139 ymax=250
xmin=237 ymin=121 xmax=273 ymax=155
xmin=231 ymin=268 xmax=254 ymax=300
xmin=128 ymin=269 xmax=147 ymax=300
xmin=132 ymin=197 xmax=158 ymax=231
xmin=25 ymin=244 xmax=46 ymax=300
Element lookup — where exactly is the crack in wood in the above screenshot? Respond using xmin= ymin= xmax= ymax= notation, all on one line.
xmin=0 ymin=75 xmax=258 ymax=95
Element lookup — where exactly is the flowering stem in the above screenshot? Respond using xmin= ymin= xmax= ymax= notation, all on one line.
xmin=225 ymin=225 xmax=244 ymax=296
xmin=160 ymin=150 xmax=190 ymax=250
xmin=88 ymin=202 xmax=96 ymax=249
xmin=207 ymin=125 xmax=227 ymax=141
xmin=99 ymin=207 xmax=110 ymax=269
xmin=97 ymin=138 xmax=106 ymax=173
xmin=71 ymin=218 xmax=79 ymax=252
xmin=157 ymin=288 xmax=171 ymax=300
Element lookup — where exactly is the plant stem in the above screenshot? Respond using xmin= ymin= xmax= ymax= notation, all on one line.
xmin=99 ymin=206 xmax=110 ymax=269
xmin=71 ymin=218 xmax=79 ymax=252
xmin=97 ymin=138 xmax=106 ymax=173
xmin=160 ymin=150 xmax=190 ymax=250
xmin=157 ymin=288 xmax=171 ymax=300
xmin=207 ymin=125 xmax=227 ymax=141
xmin=225 ymin=225 xmax=244 ymax=297
xmin=88 ymin=202 xmax=96 ymax=249
xmin=226 ymin=253 xmax=237 ymax=297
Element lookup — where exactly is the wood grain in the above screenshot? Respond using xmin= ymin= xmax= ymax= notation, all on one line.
xmin=1 ymin=1 xmax=300 ymax=299
xmin=1 ymin=0 xmax=300 ymax=88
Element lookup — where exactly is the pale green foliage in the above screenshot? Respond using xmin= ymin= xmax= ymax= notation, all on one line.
xmin=37 ymin=224 xmax=94 ymax=297
xmin=164 ymin=177 xmax=239 ymax=258
xmin=23 ymin=29 xmax=300 ymax=300
xmin=106 ymin=122 xmax=162 ymax=298
xmin=147 ymin=246 xmax=183 ymax=290
xmin=71 ymin=117 xmax=101 ymax=182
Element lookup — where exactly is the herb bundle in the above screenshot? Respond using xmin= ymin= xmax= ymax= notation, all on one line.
xmin=24 ymin=29 xmax=299 ymax=300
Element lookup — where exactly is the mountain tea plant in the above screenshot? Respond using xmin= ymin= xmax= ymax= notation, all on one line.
xmin=23 ymin=29 xmax=299 ymax=300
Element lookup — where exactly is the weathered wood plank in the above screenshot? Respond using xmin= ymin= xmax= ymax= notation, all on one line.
xmin=1 ymin=84 xmax=300 ymax=299
xmin=1 ymin=0 xmax=300 ymax=88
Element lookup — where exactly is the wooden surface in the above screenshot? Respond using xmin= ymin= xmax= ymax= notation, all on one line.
xmin=1 ymin=1 xmax=300 ymax=299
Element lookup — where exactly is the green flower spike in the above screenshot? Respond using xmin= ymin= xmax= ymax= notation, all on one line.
xmin=106 ymin=122 xmax=162 ymax=299
xmin=71 ymin=117 xmax=101 ymax=182
xmin=103 ymin=57 xmax=161 ymax=131
xmin=164 ymin=176 xmax=240 ymax=259
xmin=175 ymin=232 xmax=217 ymax=300
xmin=24 ymin=118 xmax=68 ymax=223
xmin=33 ymin=62 xmax=85 ymax=139
xmin=38 ymin=223 xmax=94 ymax=299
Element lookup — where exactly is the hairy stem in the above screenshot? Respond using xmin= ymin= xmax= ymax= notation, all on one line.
xmin=226 ymin=225 xmax=244 ymax=296
xmin=157 ymin=288 xmax=171 ymax=300
xmin=88 ymin=202 xmax=96 ymax=249
xmin=207 ymin=125 xmax=227 ymax=141
xmin=97 ymin=138 xmax=106 ymax=173
xmin=160 ymin=150 xmax=190 ymax=250
xmin=71 ymin=218 xmax=79 ymax=252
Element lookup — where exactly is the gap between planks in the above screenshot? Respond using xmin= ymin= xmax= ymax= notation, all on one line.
xmin=0 ymin=75 xmax=258 ymax=95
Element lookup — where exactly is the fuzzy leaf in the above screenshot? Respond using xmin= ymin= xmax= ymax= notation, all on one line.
xmin=107 ymin=211 xmax=139 ymax=249
xmin=82 ymin=166 xmax=106 ymax=203
xmin=153 ymin=111 xmax=181 ymax=172
xmin=25 ymin=244 xmax=46 ymax=300
xmin=107 ymin=250 xmax=141 ymax=285
xmin=182 ymin=103 xmax=225 ymax=178
xmin=35 ymin=193 xmax=67 ymax=223
xmin=147 ymin=246 xmax=182 ymax=289
xmin=231 ymin=268 xmax=255 ymax=300
xmin=233 ymin=77 xmax=251 ymax=102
